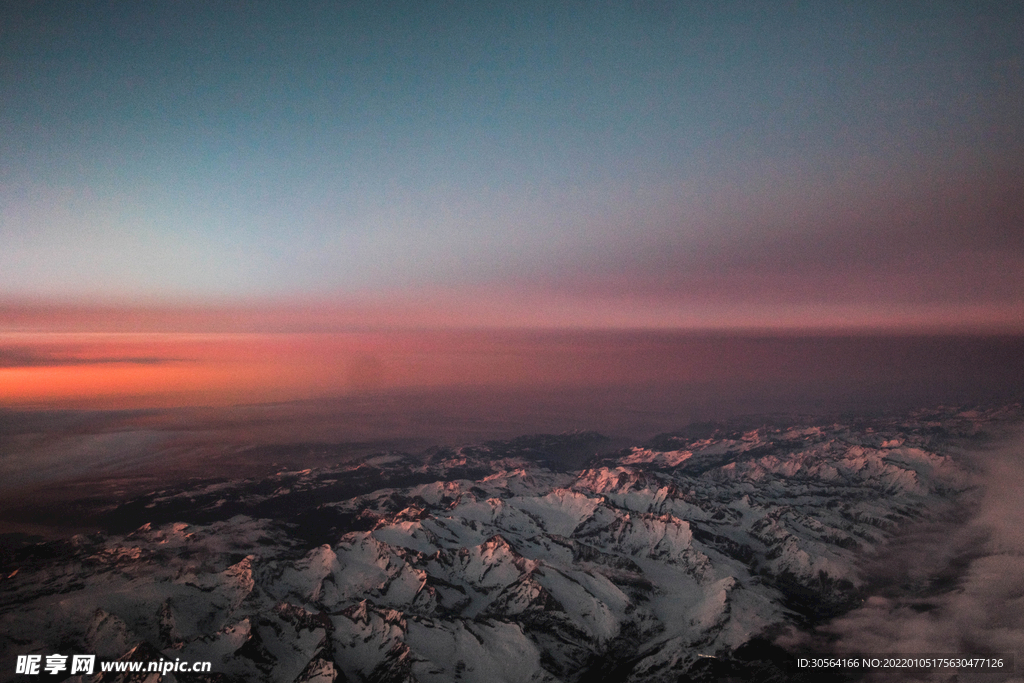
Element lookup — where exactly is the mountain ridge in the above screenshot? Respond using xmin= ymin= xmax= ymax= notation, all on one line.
xmin=1 ymin=405 xmax=1018 ymax=682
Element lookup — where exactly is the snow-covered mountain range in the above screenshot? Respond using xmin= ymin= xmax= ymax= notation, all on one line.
xmin=1 ymin=406 xmax=1018 ymax=682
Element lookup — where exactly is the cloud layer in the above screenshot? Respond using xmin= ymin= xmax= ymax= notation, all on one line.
xmin=780 ymin=429 xmax=1024 ymax=681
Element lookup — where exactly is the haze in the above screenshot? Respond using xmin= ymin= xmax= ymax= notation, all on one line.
xmin=1 ymin=2 xmax=1022 ymax=488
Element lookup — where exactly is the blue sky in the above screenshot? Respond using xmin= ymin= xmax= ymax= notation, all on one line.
xmin=2 ymin=1 xmax=1022 ymax=328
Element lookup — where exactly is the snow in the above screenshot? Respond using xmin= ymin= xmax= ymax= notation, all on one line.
xmin=0 ymin=409 xmax=997 ymax=682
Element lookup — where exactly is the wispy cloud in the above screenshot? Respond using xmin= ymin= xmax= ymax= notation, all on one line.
xmin=779 ymin=429 xmax=1024 ymax=677
xmin=0 ymin=346 xmax=177 ymax=368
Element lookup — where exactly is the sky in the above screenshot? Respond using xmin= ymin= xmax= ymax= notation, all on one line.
xmin=1 ymin=1 xmax=1024 ymax=407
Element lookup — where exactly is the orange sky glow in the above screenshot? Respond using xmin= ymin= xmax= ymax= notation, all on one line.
xmin=2 ymin=294 xmax=1023 ymax=410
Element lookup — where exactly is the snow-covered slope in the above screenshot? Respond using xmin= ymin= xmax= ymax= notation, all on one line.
xmin=0 ymin=407 xmax=1014 ymax=682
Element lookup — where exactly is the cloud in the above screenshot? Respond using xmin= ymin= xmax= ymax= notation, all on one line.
xmin=0 ymin=346 xmax=176 ymax=368
xmin=778 ymin=428 xmax=1024 ymax=681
